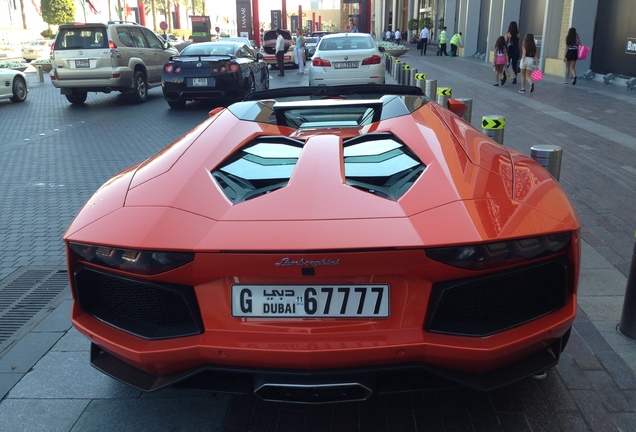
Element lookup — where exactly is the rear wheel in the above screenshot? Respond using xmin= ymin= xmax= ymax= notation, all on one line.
xmin=128 ymin=70 xmax=148 ymax=103
xmin=167 ymin=99 xmax=186 ymax=109
xmin=65 ymin=90 xmax=87 ymax=105
xmin=10 ymin=76 xmax=27 ymax=102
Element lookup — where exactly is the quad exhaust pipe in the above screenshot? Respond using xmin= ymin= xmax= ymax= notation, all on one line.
xmin=254 ymin=377 xmax=373 ymax=404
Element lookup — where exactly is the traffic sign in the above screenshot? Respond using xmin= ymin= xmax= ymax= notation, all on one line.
xmin=160 ymin=21 xmax=168 ymax=31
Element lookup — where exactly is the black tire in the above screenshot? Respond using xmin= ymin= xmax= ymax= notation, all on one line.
xmin=167 ymin=99 xmax=186 ymax=109
xmin=65 ymin=90 xmax=87 ymax=105
xmin=10 ymin=76 xmax=27 ymax=103
xmin=129 ymin=70 xmax=148 ymax=103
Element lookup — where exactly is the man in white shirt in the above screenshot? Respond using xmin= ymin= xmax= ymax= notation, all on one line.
xmin=275 ymin=29 xmax=285 ymax=77
xmin=419 ymin=26 xmax=430 ymax=55
xmin=395 ymin=29 xmax=401 ymax=46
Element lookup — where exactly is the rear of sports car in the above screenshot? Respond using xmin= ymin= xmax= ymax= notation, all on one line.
xmin=64 ymin=88 xmax=580 ymax=403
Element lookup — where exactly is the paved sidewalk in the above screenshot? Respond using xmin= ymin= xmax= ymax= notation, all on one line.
xmin=0 ymin=54 xmax=635 ymax=431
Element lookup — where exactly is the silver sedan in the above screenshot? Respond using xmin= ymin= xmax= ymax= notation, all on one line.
xmin=308 ymin=33 xmax=385 ymax=86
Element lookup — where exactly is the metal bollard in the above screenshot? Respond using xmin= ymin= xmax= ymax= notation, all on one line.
xmin=424 ymin=79 xmax=437 ymax=98
xmin=530 ymin=145 xmax=563 ymax=180
xmin=401 ymin=65 xmax=412 ymax=85
xmin=408 ymin=69 xmax=417 ymax=87
xmin=482 ymin=115 xmax=506 ymax=145
xmin=36 ymin=65 xmax=44 ymax=83
xmin=393 ymin=59 xmax=402 ymax=81
xmin=436 ymin=87 xmax=451 ymax=106
xmin=619 ymin=233 xmax=636 ymax=340
xmin=456 ymin=98 xmax=473 ymax=123
xmin=414 ymin=73 xmax=427 ymax=93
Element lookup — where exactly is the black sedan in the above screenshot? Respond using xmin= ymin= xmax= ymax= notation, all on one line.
xmin=161 ymin=41 xmax=269 ymax=109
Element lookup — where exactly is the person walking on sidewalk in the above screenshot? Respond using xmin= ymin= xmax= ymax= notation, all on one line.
xmin=564 ymin=27 xmax=581 ymax=84
xmin=519 ymin=33 xmax=538 ymax=93
xmin=505 ymin=21 xmax=520 ymax=84
xmin=419 ymin=25 xmax=430 ymax=55
xmin=493 ymin=36 xmax=508 ymax=86
xmin=438 ymin=27 xmax=448 ymax=56
xmin=450 ymin=32 xmax=463 ymax=56
xmin=275 ymin=29 xmax=285 ymax=77
xmin=395 ymin=28 xmax=402 ymax=46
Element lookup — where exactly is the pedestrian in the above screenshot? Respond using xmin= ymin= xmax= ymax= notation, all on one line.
xmin=505 ymin=21 xmax=520 ymax=84
xmin=438 ymin=26 xmax=448 ymax=56
xmin=275 ymin=29 xmax=285 ymax=77
xmin=493 ymin=36 xmax=508 ymax=86
xmin=293 ymin=27 xmax=305 ymax=75
xmin=450 ymin=32 xmax=462 ymax=56
xmin=519 ymin=33 xmax=538 ymax=93
xmin=419 ymin=25 xmax=430 ymax=55
xmin=564 ymin=27 xmax=581 ymax=84
xmin=395 ymin=28 xmax=401 ymax=46
xmin=385 ymin=29 xmax=391 ymax=42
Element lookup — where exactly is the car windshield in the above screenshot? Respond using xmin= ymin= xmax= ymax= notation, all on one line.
xmin=319 ymin=37 xmax=374 ymax=51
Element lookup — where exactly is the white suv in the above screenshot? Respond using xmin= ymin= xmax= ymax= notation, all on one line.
xmin=50 ymin=21 xmax=178 ymax=104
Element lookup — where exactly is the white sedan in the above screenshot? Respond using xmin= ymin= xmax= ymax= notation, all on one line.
xmin=0 ymin=68 xmax=28 ymax=103
xmin=22 ymin=40 xmax=53 ymax=62
xmin=308 ymin=33 xmax=385 ymax=86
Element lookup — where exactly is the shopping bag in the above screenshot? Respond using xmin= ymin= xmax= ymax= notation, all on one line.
xmin=531 ymin=69 xmax=543 ymax=81
xmin=577 ymin=45 xmax=590 ymax=60
xmin=505 ymin=65 xmax=516 ymax=79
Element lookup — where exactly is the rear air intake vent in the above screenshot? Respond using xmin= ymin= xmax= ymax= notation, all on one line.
xmin=212 ymin=136 xmax=304 ymax=204
xmin=343 ymin=133 xmax=425 ymax=200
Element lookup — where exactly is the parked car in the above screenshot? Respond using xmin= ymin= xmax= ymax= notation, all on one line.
xmin=261 ymin=29 xmax=294 ymax=68
xmin=0 ymin=68 xmax=28 ymax=102
xmin=50 ymin=21 xmax=178 ymax=105
xmin=161 ymin=41 xmax=269 ymax=108
xmin=64 ymin=84 xmax=580 ymax=403
xmin=309 ymin=33 xmax=385 ymax=86
xmin=303 ymin=36 xmax=319 ymax=60
xmin=21 ymin=40 xmax=52 ymax=62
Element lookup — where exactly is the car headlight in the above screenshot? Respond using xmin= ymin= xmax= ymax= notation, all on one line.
xmin=68 ymin=242 xmax=194 ymax=275
xmin=426 ymin=233 xmax=571 ymax=270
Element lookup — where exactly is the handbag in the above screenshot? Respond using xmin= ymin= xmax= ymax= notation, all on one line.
xmin=577 ymin=45 xmax=590 ymax=60
xmin=531 ymin=69 xmax=543 ymax=81
xmin=505 ymin=65 xmax=516 ymax=79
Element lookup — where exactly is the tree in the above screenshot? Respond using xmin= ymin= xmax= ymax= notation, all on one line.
xmin=41 ymin=0 xmax=75 ymax=26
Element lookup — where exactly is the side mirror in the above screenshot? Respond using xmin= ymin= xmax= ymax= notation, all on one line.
xmin=256 ymin=52 xmax=263 ymax=60
xmin=163 ymin=42 xmax=170 ymax=49
xmin=378 ymin=46 xmax=385 ymax=53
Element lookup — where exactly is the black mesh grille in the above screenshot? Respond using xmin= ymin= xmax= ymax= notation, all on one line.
xmin=75 ymin=268 xmax=203 ymax=339
xmin=425 ymin=259 xmax=568 ymax=337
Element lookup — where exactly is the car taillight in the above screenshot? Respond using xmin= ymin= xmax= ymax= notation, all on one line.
xmin=312 ymin=57 xmax=331 ymax=67
xmin=361 ymin=55 xmax=382 ymax=65
xmin=109 ymin=40 xmax=117 ymax=49
xmin=426 ymin=233 xmax=571 ymax=271
xmin=69 ymin=242 xmax=194 ymax=275
xmin=228 ymin=63 xmax=239 ymax=73
xmin=164 ymin=64 xmax=174 ymax=74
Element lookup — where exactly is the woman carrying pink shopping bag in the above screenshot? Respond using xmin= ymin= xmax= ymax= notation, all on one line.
xmin=564 ymin=27 xmax=582 ymax=84
xmin=519 ymin=33 xmax=538 ymax=93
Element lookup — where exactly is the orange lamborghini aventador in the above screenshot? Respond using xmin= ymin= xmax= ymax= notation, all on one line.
xmin=64 ymin=85 xmax=580 ymax=403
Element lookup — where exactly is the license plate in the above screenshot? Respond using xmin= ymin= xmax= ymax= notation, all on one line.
xmin=75 ymin=59 xmax=90 ymax=68
xmin=193 ymin=78 xmax=209 ymax=86
xmin=232 ymin=284 xmax=389 ymax=318
xmin=334 ymin=61 xmax=358 ymax=69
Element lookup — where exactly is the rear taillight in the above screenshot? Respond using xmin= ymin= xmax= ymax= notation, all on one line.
xmin=164 ymin=64 xmax=174 ymax=74
xmin=109 ymin=40 xmax=117 ymax=49
xmin=312 ymin=57 xmax=331 ymax=67
xmin=361 ymin=55 xmax=382 ymax=65
xmin=228 ymin=63 xmax=239 ymax=73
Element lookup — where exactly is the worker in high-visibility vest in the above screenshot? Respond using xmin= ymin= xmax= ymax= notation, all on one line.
xmin=450 ymin=32 xmax=463 ymax=57
xmin=438 ymin=27 xmax=448 ymax=56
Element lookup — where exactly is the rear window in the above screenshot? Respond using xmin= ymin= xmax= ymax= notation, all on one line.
xmin=319 ymin=37 xmax=374 ymax=51
xmin=56 ymin=27 xmax=108 ymax=49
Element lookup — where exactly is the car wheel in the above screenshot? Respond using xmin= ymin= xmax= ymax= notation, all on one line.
xmin=167 ymin=99 xmax=186 ymax=109
xmin=10 ymin=76 xmax=27 ymax=103
xmin=129 ymin=70 xmax=148 ymax=103
xmin=65 ymin=90 xmax=87 ymax=105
